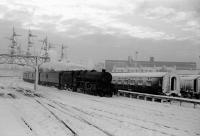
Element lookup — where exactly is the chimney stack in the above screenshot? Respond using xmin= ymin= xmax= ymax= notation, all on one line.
xmin=150 ymin=57 xmax=154 ymax=62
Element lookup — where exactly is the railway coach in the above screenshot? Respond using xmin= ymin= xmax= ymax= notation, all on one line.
xmin=180 ymin=75 xmax=200 ymax=99
xmin=23 ymin=71 xmax=35 ymax=83
xmin=111 ymin=72 xmax=180 ymax=96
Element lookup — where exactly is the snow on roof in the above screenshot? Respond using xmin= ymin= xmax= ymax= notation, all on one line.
xmin=180 ymin=75 xmax=200 ymax=80
xmin=111 ymin=72 xmax=168 ymax=77
xmin=40 ymin=61 xmax=87 ymax=71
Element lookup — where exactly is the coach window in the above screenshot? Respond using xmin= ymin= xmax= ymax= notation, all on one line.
xmin=146 ymin=81 xmax=151 ymax=86
xmin=171 ymin=77 xmax=176 ymax=90
xmin=138 ymin=80 xmax=143 ymax=85
xmin=194 ymin=79 xmax=197 ymax=92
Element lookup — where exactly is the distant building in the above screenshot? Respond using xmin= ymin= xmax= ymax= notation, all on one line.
xmin=94 ymin=62 xmax=105 ymax=72
xmin=112 ymin=66 xmax=176 ymax=73
xmin=105 ymin=56 xmax=197 ymax=72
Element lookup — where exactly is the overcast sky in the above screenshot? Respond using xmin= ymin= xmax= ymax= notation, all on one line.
xmin=0 ymin=0 xmax=200 ymax=64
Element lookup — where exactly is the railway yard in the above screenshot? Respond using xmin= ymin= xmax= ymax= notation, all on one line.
xmin=0 ymin=77 xmax=200 ymax=136
xmin=0 ymin=0 xmax=200 ymax=135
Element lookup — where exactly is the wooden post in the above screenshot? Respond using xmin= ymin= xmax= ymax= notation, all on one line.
xmin=34 ymin=56 xmax=39 ymax=91
xmin=194 ymin=103 xmax=196 ymax=109
xmin=117 ymin=91 xmax=119 ymax=96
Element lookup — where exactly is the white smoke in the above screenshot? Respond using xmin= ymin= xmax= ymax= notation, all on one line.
xmin=87 ymin=59 xmax=94 ymax=70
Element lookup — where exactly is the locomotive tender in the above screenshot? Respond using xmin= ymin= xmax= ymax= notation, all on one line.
xmin=23 ymin=70 xmax=114 ymax=97
xmin=111 ymin=72 xmax=181 ymax=96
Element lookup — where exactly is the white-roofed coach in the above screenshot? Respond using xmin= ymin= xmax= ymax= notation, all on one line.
xmin=111 ymin=72 xmax=180 ymax=96
xmin=180 ymin=75 xmax=200 ymax=99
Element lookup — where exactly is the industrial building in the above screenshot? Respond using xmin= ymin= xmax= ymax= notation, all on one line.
xmin=105 ymin=56 xmax=197 ymax=72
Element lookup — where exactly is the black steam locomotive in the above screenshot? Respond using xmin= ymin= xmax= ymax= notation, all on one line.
xmin=23 ymin=70 xmax=114 ymax=97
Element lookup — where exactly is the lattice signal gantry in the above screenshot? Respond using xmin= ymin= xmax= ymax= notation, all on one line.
xmin=0 ymin=54 xmax=50 ymax=67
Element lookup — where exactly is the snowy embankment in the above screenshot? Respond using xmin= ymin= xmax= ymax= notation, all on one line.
xmin=0 ymin=77 xmax=200 ymax=136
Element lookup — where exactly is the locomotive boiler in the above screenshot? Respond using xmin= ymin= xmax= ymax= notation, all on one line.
xmin=66 ymin=70 xmax=113 ymax=96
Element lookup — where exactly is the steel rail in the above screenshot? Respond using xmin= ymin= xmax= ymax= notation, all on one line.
xmin=118 ymin=90 xmax=200 ymax=108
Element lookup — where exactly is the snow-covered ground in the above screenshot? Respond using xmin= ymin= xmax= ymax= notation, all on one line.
xmin=0 ymin=77 xmax=200 ymax=136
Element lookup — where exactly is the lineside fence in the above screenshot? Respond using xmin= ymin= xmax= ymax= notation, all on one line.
xmin=117 ymin=90 xmax=200 ymax=109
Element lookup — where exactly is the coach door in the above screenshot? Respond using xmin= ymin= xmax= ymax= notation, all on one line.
xmin=197 ymin=78 xmax=200 ymax=93
xmin=171 ymin=77 xmax=176 ymax=91
xmin=194 ymin=78 xmax=198 ymax=92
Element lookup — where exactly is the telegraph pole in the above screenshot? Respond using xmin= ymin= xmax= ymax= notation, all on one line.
xmin=39 ymin=36 xmax=50 ymax=61
xmin=134 ymin=51 xmax=138 ymax=67
xmin=59 ymin=44 xmax=67 ymax=61
xmin=34 ymin=56 xmax=39 ymax=90
xmin=43 ymin=36 xmax=48 ymax=58
xmin=17 ymin=44 xmax=22 ymax=55
xmin=61 ymin=44 xmax=64 ymax=61
xmin=26 ymin=29 xmax=37 ymax=56
xmin=6 ymin=27 xmax=21 ymax=55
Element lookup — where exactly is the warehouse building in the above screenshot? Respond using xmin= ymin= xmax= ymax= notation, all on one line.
xmin=105 ymin=56 xmax=197 ymax=72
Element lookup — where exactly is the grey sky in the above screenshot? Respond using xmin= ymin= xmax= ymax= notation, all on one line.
xmin=0 ymin=0 xmax=200 ymax=64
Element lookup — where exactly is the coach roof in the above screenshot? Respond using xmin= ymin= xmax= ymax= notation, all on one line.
xmin=111 ymin=72 xmax=169 ymax=78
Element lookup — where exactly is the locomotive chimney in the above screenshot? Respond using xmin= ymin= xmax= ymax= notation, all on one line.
xmin=102 ymin=69 xmax=106 ymax=72
xmin=150 ymin=57 xmax=154 ymax=62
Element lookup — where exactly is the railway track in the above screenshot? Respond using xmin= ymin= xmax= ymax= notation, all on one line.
xmin=1 ymin=76 xmax=200 ymax=136
xmin=5 ymin=86 xmax=116 ymax=136
xmin=7 ymin=85 xmax=200 ymax=136
xmin=35 ymin=100 xmax=78 ymax=136
xmin=20 ymin=117 xmax=39 ymax=136
xmin=36 ymin=98 xmax=115 ymax=136
xmin=46 ymin=99 xmax=196 ymax=136
xmin=2 ymin=86 xmax=76 ymax=136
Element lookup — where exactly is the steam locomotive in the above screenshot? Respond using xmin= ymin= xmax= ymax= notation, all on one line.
xmin=23 ymin=70 xmax=114 ymax=97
